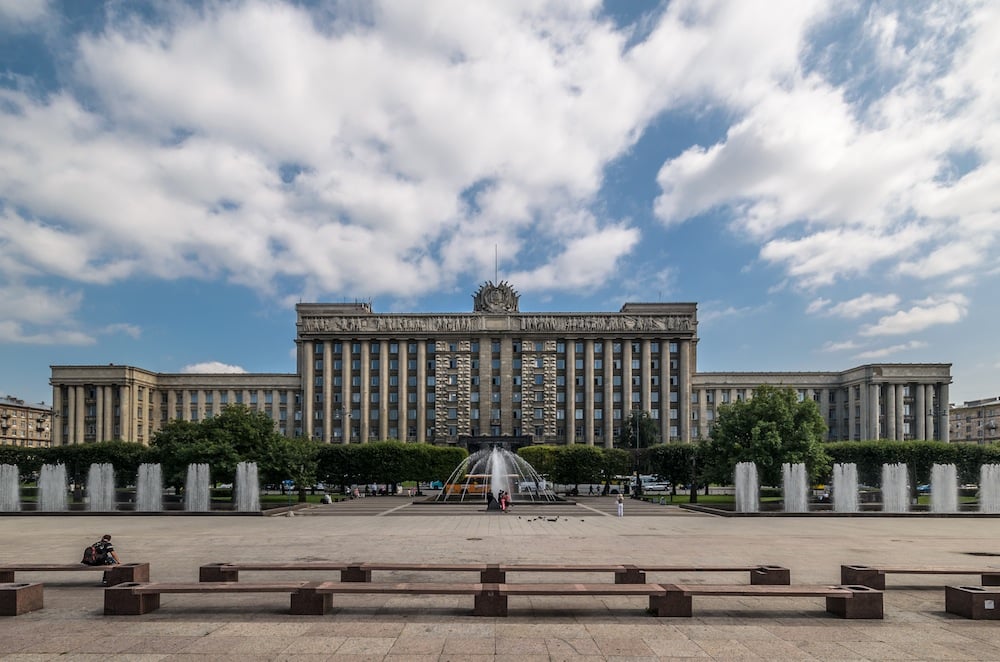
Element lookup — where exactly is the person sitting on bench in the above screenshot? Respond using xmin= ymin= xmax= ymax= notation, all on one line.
xmin=84 ymin=534 xmax=122 ymax=585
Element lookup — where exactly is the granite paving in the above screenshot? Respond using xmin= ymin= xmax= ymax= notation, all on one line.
xmin=2 ymin=495 xmax=1000 ymax=660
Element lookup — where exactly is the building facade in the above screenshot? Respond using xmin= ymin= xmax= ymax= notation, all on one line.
xmin=0 ymin=395 xmax=52 ymax=448
xmin=49 ymin=282 xmax=953 ymax=446
xmin=950 ymin=396 xmax=1000 ymax=444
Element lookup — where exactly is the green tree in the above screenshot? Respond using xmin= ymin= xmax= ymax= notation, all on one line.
xmin=703 ymin=385 xmax=829 ymax=486
xmin=597 ymin=447 xmax=631 ymax=495
xmin=550 ymin=445 xmax=604 ymax=492
xmin=647 ymin=442 xmax=701 ymax=498
xmin=517 ymin=445 xmax=559 ymax=478
xmin=262 ymin=438 xmax=320 ymax=502
xmin=617 ymin=410 xmax=659 ymax=450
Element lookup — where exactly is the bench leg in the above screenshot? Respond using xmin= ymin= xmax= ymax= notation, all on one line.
xmin=0 ymin=583 xmax=43 ymax=616
xmin=751 ymin=566 xmax=790 ymax=585
xmin=946 ymin=586 xmax=1000 ymax=619
xmin=649 ymin=590 xmax=692 ymax=617
xmin=982 ymin=574 xmax=1000 ymax=586
xmin=474 ymin=586 xmax=506 ymax=616
xmin=615 ymin=566 xmax=646 ymax=584
xmin=200 ymin=564 xmax=238 ymax=582
xmin=481 ymin=565 xmax=505 ymax=583
xmin=106 ymin=563 xmax=150 ymax=586
xmin=0 ymin=571 xmax=14 ymax=583
xmin=104 ymin=583 xmax=160 ymax=615
xmin=840 ymin=565 xmax=884 ymax=590
xmin=290 ymin=587 xmax=332 ymax=615
xmin=341 ymin=566 xmax=371 ymax=582
xmin=826 ymin=586 xmax=883 ymax=619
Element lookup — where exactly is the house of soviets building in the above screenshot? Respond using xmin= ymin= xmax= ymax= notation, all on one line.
xmin=50 ymin=281 xmax=952 ymax=446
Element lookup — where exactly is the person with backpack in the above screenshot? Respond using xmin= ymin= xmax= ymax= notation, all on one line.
xmin=82 ymin=534 xmax=121 ymax=585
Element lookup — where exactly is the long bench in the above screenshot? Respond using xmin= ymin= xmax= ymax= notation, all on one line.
xmin=0 ymin=563 xmax=149 ymax=586
xmin=655 ymin=583 xmax=883 ymax=619
xmin=199 ymin=561 xmax=789 ymax=585
xmin=841 ymin=564 xmax=1000 ymax=590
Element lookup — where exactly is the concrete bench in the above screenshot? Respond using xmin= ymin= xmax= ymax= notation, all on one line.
xmin=488 ymin=582 xmax=670 ymax=617
xmin=945 ymin=586 xmax=1000 ymax=620
xmin=842 ymin=564 xmax=1000 ymax=590
xmin=655 ymin=584 xmax=883 ymax=619
xmin=617 ymin=564 xmax=790 ymax=585
xmin=0 ymin=583 xmax=44 ymax=616
xmin=0 ymin=563 xmax=149 ymax=586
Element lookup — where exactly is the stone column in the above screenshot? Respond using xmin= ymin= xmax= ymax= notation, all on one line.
xmin=603 ymin=339 xmax=614 ymax=448
xmin=416 ymin=341 xmax=426 ymax=442
xmin=478 ymin=339 xmax=490 ymax=437
xmin=95 ymin=387 xmax=105 ymax=441
xmin=698 ymin=388 xmax=709 ymax=440
xmin=622 ymin=340 xmax=633 ymax=422
xmin=584 ymin=339 xmax=594 ymax=445
xmin=641 ymin=340 xmax=652 ymax=415
xmin=660 ymin=339 xmax=670 ymax=443
xmin=322 ymin=341 xmax=332 ymax=443
xmin=500 ymin=338 xmax=513 ymax=435
xmin=379 ymin=339 xmax=389 ymax=441
xmin=818 ymin=389 xmax=830 ymax=439
xmin=398 ymin=341 xmax=408 ymax=441
xmin=886 ymin=383 xmax=896 ymax=441
xmin=938 ymin=382 xmax=950 ymax=443
xmin=65 ymin=387 xmax=76 ymax=444
xmin=302 ymin=340 xmax=314 ymax=440
xmin=679 ymin=341 xmax=691 ymax=442
xmin=360 ymin=341 xmax=370 ymax=443
xmin=848 ymin=385 xmax=857 ymax=440
xmin=566 ymin=340 xmax=576 ymax=443
xmin=925 ymin=384 xmax=935 ymax=442
xmin=270 ymin=389 xmax=280 ymax=429
xmin=74 ymin=386 xmax=85 ymax=442
xmin=341 ymin=343 xmax=351 ymax=442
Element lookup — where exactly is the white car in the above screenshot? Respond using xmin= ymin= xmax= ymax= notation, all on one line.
xmin=642 ymin=483 xmax=671 ymax=492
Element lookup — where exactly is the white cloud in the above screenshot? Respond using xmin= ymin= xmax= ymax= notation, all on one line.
xmin=181 ymin=362 xmax=247 ymax=374
xmin=102 ymin=323 xmax=142 ymax=339
xmin=507 ymin=225 xmax=640 ymax=290
xmin=821 ymin=340 xmax=860 ymax=353
xmin=860 ymin=294 xmax=968 ymax=336
xmin=651 ymin=2 xmax=1000 ymax=290
xmin=825 ymin=293 xmax=901 ymax=319
xmin=0 ymin=283 xmax=93 ymax=345
xmin=0 ymin=321 xmax=93 ymax=345
xmin=854 ymin=340 xmax=928 ymax=360
xmin=806 ymin=298 xmax=831 ymax=315
xmin=0 ymin=0 xmax=49 ymax=30
xmin=699 ymin=303 xmax=762 ymax=325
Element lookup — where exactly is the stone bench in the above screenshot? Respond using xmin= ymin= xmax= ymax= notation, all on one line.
xmin=618 ymin=564 xmax=790 ymax=585
xmin=0 ymin=563 xmax=149 ymax=586
xmin=200 ymin=561 xmax=789 ymax=585
xmin=945 ymin=586 xmax=1000 ymax=619
xmin=0 ymin=583 xmax=44 ymax=616
xmin=841 ymin=564 xmax=1000 ymax=590
xmin=656 ymin=584 xmax=883 ymax=619
xmin=104 ymin=581 xmax=313 ymax=615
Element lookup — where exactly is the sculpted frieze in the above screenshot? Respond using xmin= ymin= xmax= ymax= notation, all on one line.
xmin=299 ymin=313 xmax=695 ymax=335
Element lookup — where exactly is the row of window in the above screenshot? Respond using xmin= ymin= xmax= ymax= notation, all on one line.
xmin=313 ymin=340 xmax=681 ymax=355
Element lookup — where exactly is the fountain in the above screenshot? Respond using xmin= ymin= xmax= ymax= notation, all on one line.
xmin=980 ymin=464 xmax=1000 ymax=514
xmin=734 ymin=461 xmax=759 ymax=513
xmin=184 ymin=463 xmax=211 ymax=512
xmin=87 ymin=463 xmax=116 ymax=511
xmin=234 ymin=461 xmax=260 ymax=512
xmin=0 ymin=464 xmax=19 ymax=512
xmin=931 ymin=463 xmax=959 ymax=513
xmin=136 ymin=463 xmax=163 ymax=512
xmin=832 ymin=463 xmax=859 ymax=513
xmin=435 ymin=445 xmax=557 ymax=502
xmin=881 ymin=463 xmax=909 ymax=513
xmin=781 ymin=462 xmax=809 ymax=512
xmin=38 ymin=463 xmax=68 ymax=512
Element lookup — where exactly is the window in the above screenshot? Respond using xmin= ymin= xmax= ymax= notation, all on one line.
xmin=534 ymin=374 xmax=544 ymax=385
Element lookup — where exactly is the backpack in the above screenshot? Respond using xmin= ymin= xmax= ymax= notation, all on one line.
xmin=82 ymin=543 xmax=102 ymax=565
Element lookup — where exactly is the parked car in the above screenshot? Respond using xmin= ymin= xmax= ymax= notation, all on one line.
xmin=642 ymin=483 xmax=671 ymax=493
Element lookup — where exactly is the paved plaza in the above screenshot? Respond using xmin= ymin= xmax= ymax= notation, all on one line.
xmin=3 ymin=496 xmax=1000 ymax=660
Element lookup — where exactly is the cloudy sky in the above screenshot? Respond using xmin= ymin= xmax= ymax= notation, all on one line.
xmin=1 ymin=0 xmax=997 ymax=407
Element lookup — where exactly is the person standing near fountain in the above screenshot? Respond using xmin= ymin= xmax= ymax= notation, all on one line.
xmin=617 ymin=492 xmax=624 ymax=517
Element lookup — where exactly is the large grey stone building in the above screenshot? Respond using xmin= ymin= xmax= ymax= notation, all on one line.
xmin=50 ymin=281 xmax=953 ymax=446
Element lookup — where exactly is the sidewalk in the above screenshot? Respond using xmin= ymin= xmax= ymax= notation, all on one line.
xmin=2 ymin=507 xmax=1000 ymax=660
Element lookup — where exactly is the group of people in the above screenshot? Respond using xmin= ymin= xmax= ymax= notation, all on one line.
xmin=497 ymin=490 xmax=511 ymax=512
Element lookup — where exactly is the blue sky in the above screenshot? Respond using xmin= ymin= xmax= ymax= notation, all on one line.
xmin=1 ymin=0 xmax=997 ymax=407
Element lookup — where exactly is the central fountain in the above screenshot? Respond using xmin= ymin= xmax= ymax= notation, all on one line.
xmin=0 ymin=464 xmax=19 ymax=512
xmin=434 ymin=445 xmax=557 ymax=503
xmin=734 ymin=462 xmax=759 ymax=513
